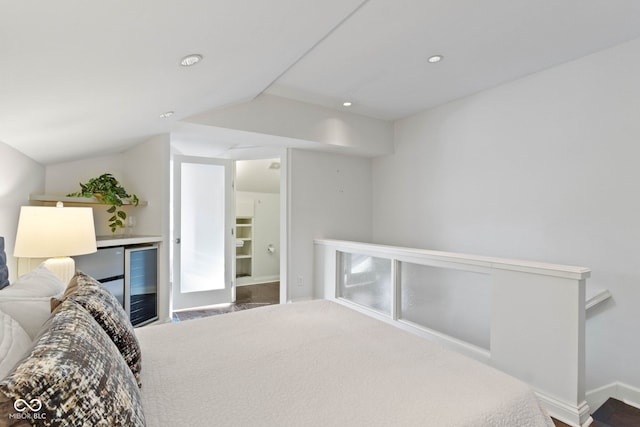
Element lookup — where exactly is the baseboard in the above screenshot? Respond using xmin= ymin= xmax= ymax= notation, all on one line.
xmin=586 ymin=382 xmax=640 ymax=412
xmin=543 ymin=382 xmax=640 ymax=425
xmin=288 ymin=296 xmax=313 ymax=303
xmin=536 ymin=393 xmax=592 ymax=427
xmin=235 ymin=275 xmax=279 ymax=286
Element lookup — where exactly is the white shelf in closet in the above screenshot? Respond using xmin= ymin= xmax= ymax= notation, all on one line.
xmin=235 ymin=217 xmax=253 ymax=284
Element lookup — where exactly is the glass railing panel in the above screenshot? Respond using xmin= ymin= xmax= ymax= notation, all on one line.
xmin=400 ymin=262 xmax=491 ymax=350
xmin=338 ymin=251 xmax=392 ymax=315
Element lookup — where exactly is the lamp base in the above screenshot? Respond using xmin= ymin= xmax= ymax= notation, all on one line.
xmin=43 ymin=257 xmax=75 ymax=285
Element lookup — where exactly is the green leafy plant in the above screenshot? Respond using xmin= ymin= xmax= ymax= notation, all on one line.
xmin=67 ymin=173 xmax=139 ymax=232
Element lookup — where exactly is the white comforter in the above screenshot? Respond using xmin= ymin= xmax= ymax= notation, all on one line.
xmin=136 ymin=300 xmax=554 ymax=427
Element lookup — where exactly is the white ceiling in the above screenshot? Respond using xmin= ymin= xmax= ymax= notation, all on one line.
xmin=2 ymin=0 xmax=640 ymax=164
xmin=268 ymin=0 xmax=640 ymax=120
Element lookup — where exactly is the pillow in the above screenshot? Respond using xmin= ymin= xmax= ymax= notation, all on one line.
xmin=58 ymin=271 xmax=142 ymax=387
xmin=0 ymin=263 xmax=66 ymax=298
xmin=0 ymin=309 xmax=32 ymax=380
xmin=0 ymin=264 xmax=66 ymax=339
xmin=0 ymin=237 xmax=8 ymax=290
xmin=0 ymin=298 xmax=145 ymax=426
xmin=0 ymin=297 xmax=49 ymax=341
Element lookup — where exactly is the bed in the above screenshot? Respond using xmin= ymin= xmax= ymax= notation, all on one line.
xmin=0 ymin=240 xmax=554 ymax=426
xmin=138 ymin=300 xmax=554 ymax=427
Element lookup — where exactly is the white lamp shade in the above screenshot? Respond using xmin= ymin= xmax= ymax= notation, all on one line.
xmin=14 ymin=206 xmax=97 ymax=258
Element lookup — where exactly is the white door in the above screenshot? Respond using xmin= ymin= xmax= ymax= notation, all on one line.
xmin=173 ymin=156 xmax=235 ymax=310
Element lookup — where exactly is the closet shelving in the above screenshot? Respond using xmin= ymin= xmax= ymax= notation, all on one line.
xmin=235 ymin=217 xmax=253 ymax=285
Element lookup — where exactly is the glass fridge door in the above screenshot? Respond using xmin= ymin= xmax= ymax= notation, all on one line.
xmin=125 ymin=245 xmax=158 ymax=326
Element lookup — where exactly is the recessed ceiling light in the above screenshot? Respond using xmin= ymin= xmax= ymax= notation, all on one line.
xmin=343 ymin=101 xmax=352 ymax=107
xmin=180 ymin=54 xmax=203 ymax=67
xmin=428 ymin=55 xmax=443 ymax=63
xmin=159 ymin=111 xmax=174 ymax=119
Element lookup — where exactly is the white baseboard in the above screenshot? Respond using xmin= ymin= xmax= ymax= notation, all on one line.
xmin=536 ymin=393 xmax=592 ymax=427
xmin=538 ymin=382 xmax=640 ymax=426
xmin=235 ymin=275 xmax=279 ymax=286
xmin=288 ymin=296 xmax=313 ymax=303
xmin=586 ymin=381 xmax=640 ymax=412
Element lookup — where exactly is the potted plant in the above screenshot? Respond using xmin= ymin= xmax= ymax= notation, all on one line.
xmin=67 ymin=173 xmax=139 ymax=232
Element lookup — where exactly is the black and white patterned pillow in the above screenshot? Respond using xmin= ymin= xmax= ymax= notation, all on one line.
xmin=62 ymin=271 xmax=142 ymax=387
xmin=0 ymin=298 xmax=145 ymax=426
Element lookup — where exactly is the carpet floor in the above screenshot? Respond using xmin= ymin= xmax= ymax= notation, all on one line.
xmin=174 ymin=282 xmax=640 ymax=427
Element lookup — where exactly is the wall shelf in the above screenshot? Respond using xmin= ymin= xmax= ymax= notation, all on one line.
xmin=96 ymin=235 xmax=162 ymax=248
xmin=29 ymin=194 xmax=147 ymax=206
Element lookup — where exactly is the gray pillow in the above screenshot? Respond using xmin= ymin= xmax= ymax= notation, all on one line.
xmin=0 ymin=237 xmax=8 ymax=290
xmin=0 ymin=298 xmax=145 ymax=426
xmin=0 ymin=263 xmax=67 ymax=339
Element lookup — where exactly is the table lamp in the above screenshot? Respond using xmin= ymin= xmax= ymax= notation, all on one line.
xmin=13 ymin=203 xmax=97 ymax=284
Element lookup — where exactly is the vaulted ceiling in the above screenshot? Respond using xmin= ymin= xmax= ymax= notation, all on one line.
xmin=2 ymin=0 xmax=640 ymax=164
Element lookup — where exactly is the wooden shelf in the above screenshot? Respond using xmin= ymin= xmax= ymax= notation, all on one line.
xmin=29 ymin=194 xmax=147 ymax=206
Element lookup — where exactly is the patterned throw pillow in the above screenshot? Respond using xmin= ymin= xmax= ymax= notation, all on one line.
xmin=0 ymin=298 xmax=145 ymax=426
xmin=60 ymin=272 xmax=142 ymax=387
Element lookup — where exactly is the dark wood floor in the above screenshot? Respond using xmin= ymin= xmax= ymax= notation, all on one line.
xmin=552 ymin=398 xmax=640 ymax=427
xmin=172 ymin=282 xmax=279 ymax=322
xmin=552 ymin=418 xmax=578 ymax=427
xmin=236 ymin=281 xmax=279 ymax=304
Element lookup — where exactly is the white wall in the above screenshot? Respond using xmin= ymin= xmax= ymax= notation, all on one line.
xmin=288 ymin=148 xmax=373 ymax=301
xmin=45 ymin=135 xmax=171 ymax=320
xmin=236 ymin=158 xmax=280 ymax=194
xmin=187 ymin=94 xmax=394 ymax=157
xmin=45 ymin=154 xmax=125 ymax=236
xmin=372 ymin=37 xmax=640 ymax=392
xmin=122 ymin=134 xmax=171 ymax=321
xmin=45 ymin=138 xmax=170 ymax=237
xmin=121 ymin=135 xmax=170 ymax=237
xmin=45 ymin=154 xmax=124 ymax=195
xmin=0 ymin=141 xmax=44 ymax=281
xmin=236 ymin=191 xmax=280 ymax=283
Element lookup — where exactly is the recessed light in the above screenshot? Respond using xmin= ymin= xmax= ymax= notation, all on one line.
xmin=428 ymin=54 xmax=443 ymax=63
xmin=159 ymin=111 xmax=174 ymax=119
xmin=343 ymin=101 xmax=352 ymax=107
xmin=180 ymin=54 xmax=203 ymax=67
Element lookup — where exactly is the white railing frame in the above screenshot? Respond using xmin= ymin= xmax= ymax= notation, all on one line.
xmin=314 ymin=239 xmax=592 ymax=427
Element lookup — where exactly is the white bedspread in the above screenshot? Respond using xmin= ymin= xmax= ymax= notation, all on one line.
xmin=136 ymin=300 xmax=554 ymax=427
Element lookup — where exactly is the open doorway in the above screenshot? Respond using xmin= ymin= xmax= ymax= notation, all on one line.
xmin=171 ymin=154 xmax=283 ymax=321
xmin=233 ymin=157 xmax=281 ymax=307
